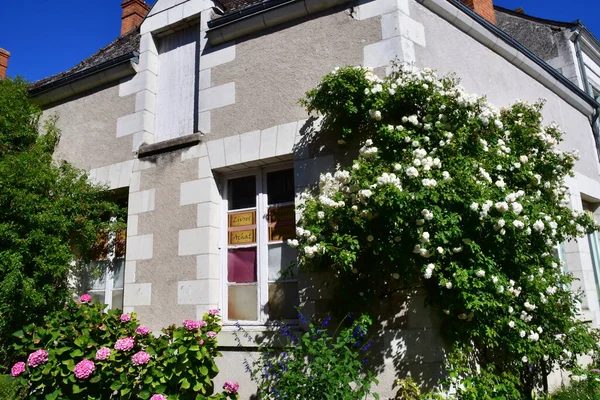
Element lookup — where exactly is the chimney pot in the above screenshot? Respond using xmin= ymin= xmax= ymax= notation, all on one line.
xmin=460 ymin=0 xmax=496 ymax=24
xmin=0 ymin=48 xmax=10 ymax=79
xmin=121 ymin=0 xmax=151 ymax=36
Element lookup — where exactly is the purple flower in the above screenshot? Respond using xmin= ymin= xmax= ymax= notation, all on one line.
xmin=79 ymin=294 xmax=92 ymax=303
xmin=206 ymin=331 xmax=217 ymax=339
xmin=150 ymin=395 xmax=167 ymax=400
xmin=120 ymin=313 xmax=131 ymax=322
xmin=223 ymin=381 xmax=239 ymax=394
xmin=11 ymin=361 xmax=25 ymax=377
xmin=135 ymin=325 xmax=149 ymax=335
xmin=27 ymin=350 xmax=48 ymax=368
xmin=74 ymin=359 xmax=95 ymax=379
xmin=114 ymin=337 xmax=135 ymax=351
xmin=132 ymin=351 xmax=151 ymax=366
xmin=95 ymin=347 xmax=111 ymax=360
xmin=208 ymin=309 xmax=220 ymax=315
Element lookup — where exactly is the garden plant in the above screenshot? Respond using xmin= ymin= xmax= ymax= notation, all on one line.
xmin=288 ymin=63 xmax=600 ymax=398
xmin=9 ymin=295 xmax=239 ymax=400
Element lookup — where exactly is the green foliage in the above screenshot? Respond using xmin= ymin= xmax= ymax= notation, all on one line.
xmin=243 ymin=314 xmax=379 ymax=399
xmin=9 ymin=299 xmax=238 ymax=399
xmin=295 ymin=64 xmax=600 ymax=398
xmin=0 ymin=78 xmax=124 ymax=367
xmin=395 ymin=377 xmax=421 ymax=399
xmin=0 ymin=374 xmax=25 ymax=400
xmin=549 ymin=373 xmax=600 ymax=400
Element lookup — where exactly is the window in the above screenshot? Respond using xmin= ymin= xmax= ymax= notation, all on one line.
xmin=222 ymin=167 xmax=299 ymax=324
xmin=584 ymin=202 xmax=600 ymax=302
xmin=74 ymin=195 xmax=127 ymax=310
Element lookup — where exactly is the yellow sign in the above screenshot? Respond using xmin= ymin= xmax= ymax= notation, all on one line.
xmin=229 ymin=229 xmax=256 ymax=245
xmin=229 ymin=211 xmax=256 ymax=227
xmin=269 ymin=206 xmax=295 ymax=223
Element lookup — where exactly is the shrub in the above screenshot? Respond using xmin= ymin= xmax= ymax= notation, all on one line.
xmin=549 ymin=368 xmax=600 ymax=400
xmin=295 ymin=64 xmax=600 ymax=397
xmin=236 ymin=313 xmax=379 ymax=399
xmin=9 ymin=296 xmax=239 ymax=399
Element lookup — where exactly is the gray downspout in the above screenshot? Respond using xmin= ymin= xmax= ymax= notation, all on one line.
xmin=574 ymin=27 xmax=600 ymax=160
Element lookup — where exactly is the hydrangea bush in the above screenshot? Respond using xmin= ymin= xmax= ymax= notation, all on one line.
xmin=294 ymin=64 xmax=600 ymax=397
xmin=10 ymin=297 xmax=238 ymax=399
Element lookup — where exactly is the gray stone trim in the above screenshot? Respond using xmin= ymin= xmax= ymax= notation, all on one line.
xmin=138 ymin=133 xmax=203 ymax=158
xmin=88 ymin=160 xmax=135 ymax=190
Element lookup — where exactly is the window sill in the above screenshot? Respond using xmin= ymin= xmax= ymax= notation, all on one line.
xmin=137 ymin=133 xmax=202 ymax=158
xmin=217 ymin=324 xmax=302 ymax=348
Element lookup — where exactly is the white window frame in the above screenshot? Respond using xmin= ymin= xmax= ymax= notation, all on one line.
xmin=80 ymin=217 xmax=125 ymax=310
xmin=220 ymin=163 xmax=298 ymax=326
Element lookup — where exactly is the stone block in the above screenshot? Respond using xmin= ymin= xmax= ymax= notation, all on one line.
xmin=197 ymin=254 xmax=221 ymax=280
xmin=126 ymin=234 xmax=154 ymax=261
xmin=178 ymin=227 xmax=219 ymax=256
xmin=200 ymin=43 xmax=236 ymax=70
xmin=223 ymin=135 xmax=241 ymax=166
xmin=240 ymin=130 xmax=261 ymax=163
xmin=199 ymin=69 xmax=211 ymax=90
xmin=124 ymin=283 xmax=152 ymax=306
xmin=129 ymin=189 xmax=156 ymax=215
xmin=117 ymin=112 xmax=144 ymax=138
xmin=197 ymin=202 xmax=221 ymax=228
xmin=207 ymin=138 xmax=226 ymax=169
xmin=124 ymin=261 xmax=136 ymax=284
xmin=167 ymin=4 xmax=184 ymax=25
xmin=199 ymin=82 xmax=236 ymax=112
xmin=108 ymin=163 xmax=122 ymax=189
xmin=276 ymin=122 xmax=297 ymax=156
xmin=259 ymin=126 xmax=278 ymax=159
xmin=198 ymin=156 xmax=213 ymax=179
xmin=139 ymin=33 xmax=158 ymax=55
xmin=363 ymin=36 xmax=403 ymax=69
xmin=178 ymin=279 xmax=217 ymax=305
xmin=127 ymin=215 xmax=139 ymax=237
xmin=141 ymin=11 xmax=169 ymax=34
xmin=199 ymin=111 xmax=211 ymax=134
xmin=130 ymin=171 xmax=141 ymax=192
xmin=354 ymin=0 xmax=409 ymax=20
xmin=118 ymin=160 xmax=134 ymax=188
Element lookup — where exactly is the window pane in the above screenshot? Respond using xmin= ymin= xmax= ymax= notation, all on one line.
xmin=268 ymin=282 xmax=299 ymax=320
xmin=267 ymin=169 xmax=294 ymax=205
xmin=82 ymin=260 xmax=108 ymax=291
xmin=228 ymin=176 xmax=256 ymax=210
xmin=268 ymin=243 xmax=297 ymax=281
xmin=112 ymin=289 xmax=124 ymax=310
xmin=88 ymin=291 xmax=106 ymax=305
xmin=113 ymin=258 xmax=125 ymax=289
xmin=268 ymin=205 xmax=295 ymax=242
xmin=228 ymin=248 xmax=257 ymax=283
xmin=228 ymin=284 xmax=258 ymax=320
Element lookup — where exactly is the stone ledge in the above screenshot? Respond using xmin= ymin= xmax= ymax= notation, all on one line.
xmin=138 ymin=133 xmax=203 ymax=158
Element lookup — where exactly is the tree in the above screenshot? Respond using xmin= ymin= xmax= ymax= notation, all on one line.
xmin=0 ymin=78 xmax=124 ymax=367
xmin=294 ymin=64 xmax=600 ymax=398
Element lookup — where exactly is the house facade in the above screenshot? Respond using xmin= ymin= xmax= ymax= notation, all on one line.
xmin=20 ymin=0 xmax=600 ymax=396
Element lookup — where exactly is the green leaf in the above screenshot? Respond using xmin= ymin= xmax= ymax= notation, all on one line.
xmin=69 ymin=349 xmax=83 ymax=357
xmin=181 ymin=378 xmax=191 ymax=389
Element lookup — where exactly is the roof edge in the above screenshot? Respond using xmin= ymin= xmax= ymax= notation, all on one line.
xmin=493 ymin=5 xmax=577 ymax=29
xmin=447 ymin=0 xmax=599 ymax=110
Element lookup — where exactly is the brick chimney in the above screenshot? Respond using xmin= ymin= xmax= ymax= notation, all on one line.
xmin=460 ymin=0 xmax=496 ymax=24
xmin=0 ymin=48 xmax=10 ymax=79
xmin=121 ymin=0 xmax=151 ymax=36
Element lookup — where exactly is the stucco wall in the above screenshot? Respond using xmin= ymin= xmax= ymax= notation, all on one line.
xmin=41 ymin=81 xmax=137 ymax=170
xmin=209 ymin=5 xmax=381 ymax=139
xmin=411 ymin=1 xmax=600 ymax=180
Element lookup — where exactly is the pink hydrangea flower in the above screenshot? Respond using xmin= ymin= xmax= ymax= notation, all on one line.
xmin=150 ymin=395 xmax=167 ymax=400
xmin=135 ymin=325 xmax=149 ymax=335
xmin=223 ymin=381 xmax=239 ymax=394
xmin=114 ymin=337 xmax=135 ymax=351
xmin=208 ymin=309 xmax=220 ymax=315
xmin=206 ymin=331 xmax=217 ymax=339
xmin=183 ymin=319 xmax=201 ymax=330
xmin=27 ymin=350 xmax=48 ymax=368
xmin=95 ymin=347 xmax=111 ymax=360
xmin=11 ymin=361 xmax=25 ymax=377
xmin=74 ymin=359 xmax=95 ymax=379
xmin=198 ymin=339 xmax=204 ymax=345
xmin=132 ymin=351 xmax=151 ymax=366
xmin=79 ymin=294 xmax=92 ymax=303
xmin=120 ymin=313 xmax=131 ymax=322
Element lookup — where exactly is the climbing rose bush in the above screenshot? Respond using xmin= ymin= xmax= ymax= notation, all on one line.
xmin=10 ymin=297 xmax=238 ymax=399
xmin=296 ymin=64 xmax=600 ymax=397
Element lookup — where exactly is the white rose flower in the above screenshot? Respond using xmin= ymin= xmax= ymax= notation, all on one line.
xmin=519 ymin=330 xmax=526 ymax=338
xmin=476 ymin=270 xmax=485 ymax=278
xmin=508 ymin=321 xmax=515 ymax=328
xmin=533 ymin=220 xmax=545 ymax=232
xmin=406 ymin=166 xmax=419 ymax=178
xmin=470 ymin=202 xmax=479 ymax=211
xmin=522 ymin=356 xmax=528 ymax=363
xmin=317 ymin=211 xmax=325 ymax=219
xmin=436 ymin=247 xmax=444 ymax=254
xmin=287 ymin=239 xmax=299 ymax=248
xmin=508 ymin=306 xmax=514 ymax=313
xmin=367 ymin=235 xmax=374 ymax=242
xmin=513 ymin=220 xmax=524 ymax=229
xmin=445 ymin=282 xmax=453 ymax=289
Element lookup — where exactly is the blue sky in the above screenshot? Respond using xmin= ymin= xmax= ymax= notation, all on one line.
xmin=0 ymin=0 xmax=598 ymax=83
